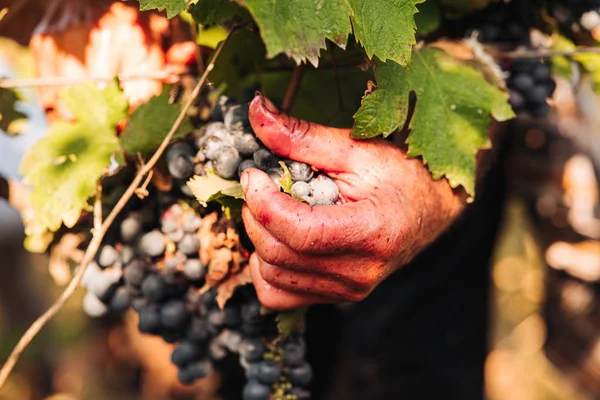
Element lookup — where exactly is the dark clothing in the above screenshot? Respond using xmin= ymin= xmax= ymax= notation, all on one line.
xmin=306 ymin=142 xmax=507 ymax=400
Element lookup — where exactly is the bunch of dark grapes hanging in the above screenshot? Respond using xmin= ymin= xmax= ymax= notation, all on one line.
xmin=456 ymin=1 xmax=557 ymax=117
xmin=76 ymin=96 xmax=339 ymax=400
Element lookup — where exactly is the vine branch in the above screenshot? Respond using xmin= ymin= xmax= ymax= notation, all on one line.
xmin=282 ymin=65 xmax=304 ymax=113
xmin=495 ymin=46 xmax=600 ymax=59
xmin=0 ymin=28 xmax=235 ymax=389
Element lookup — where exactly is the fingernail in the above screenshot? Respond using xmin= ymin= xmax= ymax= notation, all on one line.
xmin=240 ymin=171 xmax=249 ymax=193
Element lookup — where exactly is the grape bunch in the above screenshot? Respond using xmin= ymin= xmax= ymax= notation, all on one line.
xmin=460 ymin=1 xmax=556 ymax=117
xmin=77 ymin=97 xmax=333 ymax=399
xmin=166 ymin=97 xmax=340 ymax=206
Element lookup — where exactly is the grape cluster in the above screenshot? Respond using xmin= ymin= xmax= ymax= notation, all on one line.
xmin=460 ymin=2 xmax=556 ymax=117
xmin=78 ymin=97 xmax=326 ymax=399
xmin=166 ymin=97 xmax=340 ymax=206
xmin=546 ymin=0 xmax=600 ymax=32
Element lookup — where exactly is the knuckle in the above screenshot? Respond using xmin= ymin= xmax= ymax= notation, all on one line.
xmin=343 ymin=289 xmax=369 ymax=303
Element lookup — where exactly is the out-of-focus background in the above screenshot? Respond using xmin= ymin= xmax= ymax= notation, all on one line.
xmin=1 ymin=2 xmax=600 ymax=400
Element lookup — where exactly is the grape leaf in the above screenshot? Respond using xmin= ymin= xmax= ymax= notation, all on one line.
xmin=189 ymin=0 xmax=249 ymax=25
xmin=352 ymin=47 xmax=514 ymax=196
xmin=20 ymin=82 xmax=128 ymax=231
xmin=237 ymin=0 xmax=352 ymax=66
xmin=138 ymin=0 xmax=186 ymax=18
xmin=0 ymin=88 xmax=27 ymax=135
xmin=187 ymin=171 xmax=245 ymax=206
xmin=120 ymin=88 xmax=193 ymax=156
xmin=349 ymin=0 xmax=423 ymax=67
xmin=278 ymin=161 xmax=293 ymax=194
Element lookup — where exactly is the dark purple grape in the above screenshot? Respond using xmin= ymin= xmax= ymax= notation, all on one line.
xmin=160 ymin=300 xmax=189 ymax=329
xmin=124 ymin=259 xmax=148 ymax=287
xmin=182 ymin=212 xmax=202 ymax=233
xmin=241 ymin=300 xmax=262 ymax=322
xmin=183 ymin=359 xmax=213 ymax=380
xmin=224 ymin=104 xmax=248 ymax=130
xmin=202 ymin=136 xmax=226 ymax=160
xmin=223 ymin=305 xmax=241 ymax=328
xmin=282 ymin=337 xmax=306 ymax=367
xmin=243 ymin=381 xmax=271 ymax=400
xmin=166 ymin=143 xmax=196 ymax=180
xmin=110 ymin=286 xmax=132 ymax=312
xmin=88 ymin=269 xmax=121 ymax=299
xmin=257 ymin=360 xmax=281 ymax=385
xmin=172 ymin=340 xmax=204 ymax=367
xmin=183 ymin=258 xmax=205 ymax=280
xmin=178 ymin=233 xmax=200 ymax=256
xmin=120 ymin=245 xmax=135 ymax=265
xmin=120 ymin=213 xmax=142 ymax=243
xmin=214 ymin=146 xmax=242 ymax=179
xmin=287 ymin=362 xmax=312 ymax=387
xmin=138 ymin=230 xmax=166 ymax=258
xmin=241 ymin=338 xmax=265 ymax=362
xmin=234 ymin=133 xmax=260 ymax=155
xmin=138 ymin=304 xmax=161 ymax=333
xmin=287 ymin=161 xmax=313 ymax=182
xmin=97 ymin=244 xmax=119 ymax=268
xmin=187 ymin=318 xmax=210 ymax=342
xmin=253 ymin=148 xmax=276 ymax=170
xmin=160 ymin=328 xmax=184 ymax=344
xmin=141 ymin=273 xmax=168 ymax=302
xmin=238 ymin=159 xmax=257 ymax=176
xmin=207 ymin=309 xmax=226 ymax=331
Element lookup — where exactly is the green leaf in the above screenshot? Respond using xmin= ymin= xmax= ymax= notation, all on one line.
xmin=352 ymin=47 xmax=514 ymax=196
xmin=277 ymin=307 xmax=307 ymax=337
xmin=188 ymin=0 xmax=249 ymax=25
xmin=278 ymin=161 xmax=293 ymax=194
xmin=0 ymin=88 xmax=27 ymax=135
xmin=415 ymin=0 xmax=441 ymax=35
xmin=187 ymin=171 xmax=245 ymax=206
xmin=349 ymin=0 xmax=423 ymax=67
xmin=20 ymin=82 xmax=128 ymax=231
xmin=138 ymin=0 xmax=186 ymax=18
xmin=120 ymin=89 xmax=193 ymax=156
xmin=237 ymin=0 xmax=352 ymax=66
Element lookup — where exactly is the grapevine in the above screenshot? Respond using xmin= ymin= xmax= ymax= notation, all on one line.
xmin=1 ymin=0 xmax=600 ymax=399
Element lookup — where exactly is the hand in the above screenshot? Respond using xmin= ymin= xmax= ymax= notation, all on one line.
xmin=29 ymin=0 xmax=197 ymax=120
xmin=241 ymin=94 xmax=468 ymax=310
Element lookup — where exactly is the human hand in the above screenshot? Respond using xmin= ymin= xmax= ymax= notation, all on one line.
xmin=241 ymin=94 xmax=468 ymax=310
xmin=29 ymin=0 xmax=196 ymax=120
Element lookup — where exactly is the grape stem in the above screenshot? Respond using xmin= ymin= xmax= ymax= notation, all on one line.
xmin=494 ymin=46 xmax=600 ymax=59
xmin=0 ymin=26 xmax=237 ymax=389
xmin=282 ymin=65 xmax=304 ymax=113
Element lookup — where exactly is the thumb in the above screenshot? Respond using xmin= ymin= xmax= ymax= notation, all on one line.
xmin=248 ymin=93 xmax=358 ymax=172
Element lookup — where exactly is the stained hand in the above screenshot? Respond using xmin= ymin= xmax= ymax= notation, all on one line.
xmin=240 ymin=94 xmax=468 ymax=310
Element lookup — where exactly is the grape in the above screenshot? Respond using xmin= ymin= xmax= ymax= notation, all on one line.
xmin=213 ymin=146 xmax=242 ymax=179
xmin=287 ymin=161 xmax=314 ymax=182
xmin=289 ymin=387 xmax=311 ymax=399
xmin=177 ymin=368 xmax=195 ymax=385
xmin=81 ymin=261 xmax=101 ymax=288
xmin=120 ymin=213 xmax=142 ymax=243
xmin=138 ymin=230 xmax=166 ymax=258
xmin=238 ymin=159 xmax=257 ymax=176
xmin=224 ymin=305 xmax=241 ymax=328
xmin=160 ymin=300 xmax=189 ymax=329
xmin=187 ymin=318 xmax=210 ymax=342
xmin=224 ymin=104 xmax=248 ymax=130
xmin=202 ymin=136 xmax=226 ymax=160
xmin=138 ymin=304 xmax=161 ymax=333
xmin=183 ymin=359 xmax=213 ymax=380
xmin=121 ymin=245 xmax=135 ymax=265
xmin=209 ymin=340 xmax=228 ymax=360
xmin=83 ymin=292 xmax=108 ymax=317
xmin=291 ymin=181 xmax=310 ymax=198
xmin=533 ymin=63 xmax=552 ymax=82
xmin=311 ymin=177 xmax=339 ymax=205
xmin=234 ymin=133 xmax=260 ymax=155
xmin=178 ymin=233 xmax=200 ymax=256
xmin=253 ymin=148 xmax=276 ymax=170
xmin=245 ymin=363 xmax=261 ymax=380
xmin=182 ymin=212 xmax=202 ymax=233
xmin=257 ymin=360 xmax=281 ymax=385
xmin=266 ymin=168 xmax=284 ymax=189
xmin=161 ymin=216 xmax=178 ymax=234
xmin=110 ymin=286 xmax=132 ymax=312
xmin=131 ymin=297 xmax=148 ymax=312
xmin=241 ymin=338 xmax=265 ymax=362
xmin=166 ymin=143 xmax=196 ymax=180
xmin=161 ymin=329 xmax=184 ymax=344
xmin=97 ymin=244 xmax=119 ymax=268
xmin=124 ymin=259 xmax=148 ymax=287
xmin=204 ymin=121 xmax=228 ymax=139
xmin=216 ymin=330 xmax=243 ymax=352
xmin=141 ymin=273 xmax=168 ymax=302
xmin=287 ymin=362 xmax=312 ymax=387
xmin=282 ymin=337 xmax=306 ymax=367
xmin=243 ymin=381 xmax=271 ymax=400
xmin=87 ymin=268 xmax=121 ymax=299
xmin=164 ymin=252 xmax=186 ymax=276
xmin=207 ymin=309 xmax=226 ymax=330
xmin=241 ymin=300 xmax=262 ymax=322
xmin=511 ymin=74 xmax=534 ymax=92
xmin=167 ymin=228 xmax=184 ymax=243
xmin=172 ymin=340 xmax=204 ymax=367
xmin=183 ymin=258 xmax=205 ymax=280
